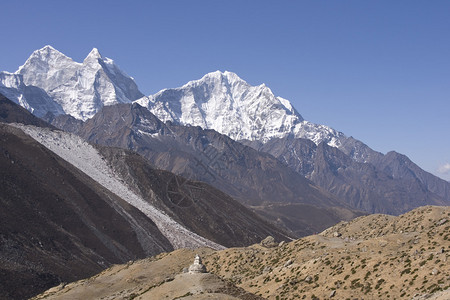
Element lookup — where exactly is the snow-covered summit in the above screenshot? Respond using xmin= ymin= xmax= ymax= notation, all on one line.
xmin=84 ymin=47 xmax=102 ymax=62
xmin=136 ymin=71 xmax=343 ymax=145
xmin=17 ymin=45 xmax=81 ymax=92
xmin=136 ymin=70 xmax=302 ymax=142
xmin=15 ymin=46 xmax=144 ymax=120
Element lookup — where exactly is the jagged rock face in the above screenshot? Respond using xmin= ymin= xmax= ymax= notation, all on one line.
xmin=16 ymin=46 xmax=143 ymax=120
xmin=136 ymin=71 xmax=344 ymax=145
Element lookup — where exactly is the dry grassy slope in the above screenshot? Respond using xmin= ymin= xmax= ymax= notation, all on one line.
xmin=33 ymin=206 xmax=449 ymax=300
xmin=203 ymin=206 xmax=449 ymax=299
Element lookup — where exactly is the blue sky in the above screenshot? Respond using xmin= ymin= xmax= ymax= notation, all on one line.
xmin=1 ymin=1 xmax=449 ymax=180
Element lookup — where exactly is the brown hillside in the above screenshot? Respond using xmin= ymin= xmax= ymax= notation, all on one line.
xmin=33 ymin=206 xmax=449 ymax=300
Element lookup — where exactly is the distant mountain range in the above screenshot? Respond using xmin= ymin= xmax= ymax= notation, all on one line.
xmin=3 ymin=46 xmax=446 ymax=215
xmin=136 ymin=70 xmax=343 ymax=145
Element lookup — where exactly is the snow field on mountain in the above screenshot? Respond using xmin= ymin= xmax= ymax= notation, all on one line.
xmin=12 ymin=124 xmax=224 ymax=250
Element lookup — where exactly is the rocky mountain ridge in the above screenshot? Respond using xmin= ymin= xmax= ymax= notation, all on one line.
xmin=244 ymin=137 xmax=448 ymax=215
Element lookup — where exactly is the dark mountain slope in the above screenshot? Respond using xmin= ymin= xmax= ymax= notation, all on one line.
xmin=78 ymin=103 xmax=362 ymax=236
xmin=0 ymin=97 xmax=293 ymax=299
xmin=1 ymin=96 xmax=291 ymax=243
xmin=42 ymin=112 xmax=84 ymax=133
xmin=0 ymin=124 xmax=173 ymax=300
xmin=98 ymin=146 xmax=290 ymax=247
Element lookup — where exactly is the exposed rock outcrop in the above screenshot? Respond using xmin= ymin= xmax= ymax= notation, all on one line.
xmin=260 ymin=236 xmax=278 ymax=248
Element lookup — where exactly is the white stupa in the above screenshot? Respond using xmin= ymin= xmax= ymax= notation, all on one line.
xmin=188 ymin=254 xmax=207 ymax=274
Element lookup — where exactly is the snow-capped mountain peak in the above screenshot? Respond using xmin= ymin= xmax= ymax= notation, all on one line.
xmin=179 ymin=70 xmax=246 ymax=92
xmin=16 ymin=46 xmax=80 ymax=91
xmin=136 ymin=70 xmax=343 ymax=145
xmin=21 ymin=45 xmax=69 ymax=64
xmin=18 ymin=45 xmax=77 ymax=70
xmin=84 ymin=47 xmax=102 ymax=62
xmin=136 ymin=70 xmax=305 ymax=142
xmin=14 ymin=46 xmax=144 ymax=120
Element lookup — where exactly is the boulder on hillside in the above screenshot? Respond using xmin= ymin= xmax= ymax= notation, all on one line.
xmin=261 ymin=236 xmax=277 ymax=248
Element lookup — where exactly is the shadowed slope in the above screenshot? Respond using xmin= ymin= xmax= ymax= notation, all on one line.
xmin=97 ymin=146 xmax=290 ymax=247
xmin=0 ymin=124 xmax=173 ymax=300
xmin=78 ymin=103 xmax=362 ymax=236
